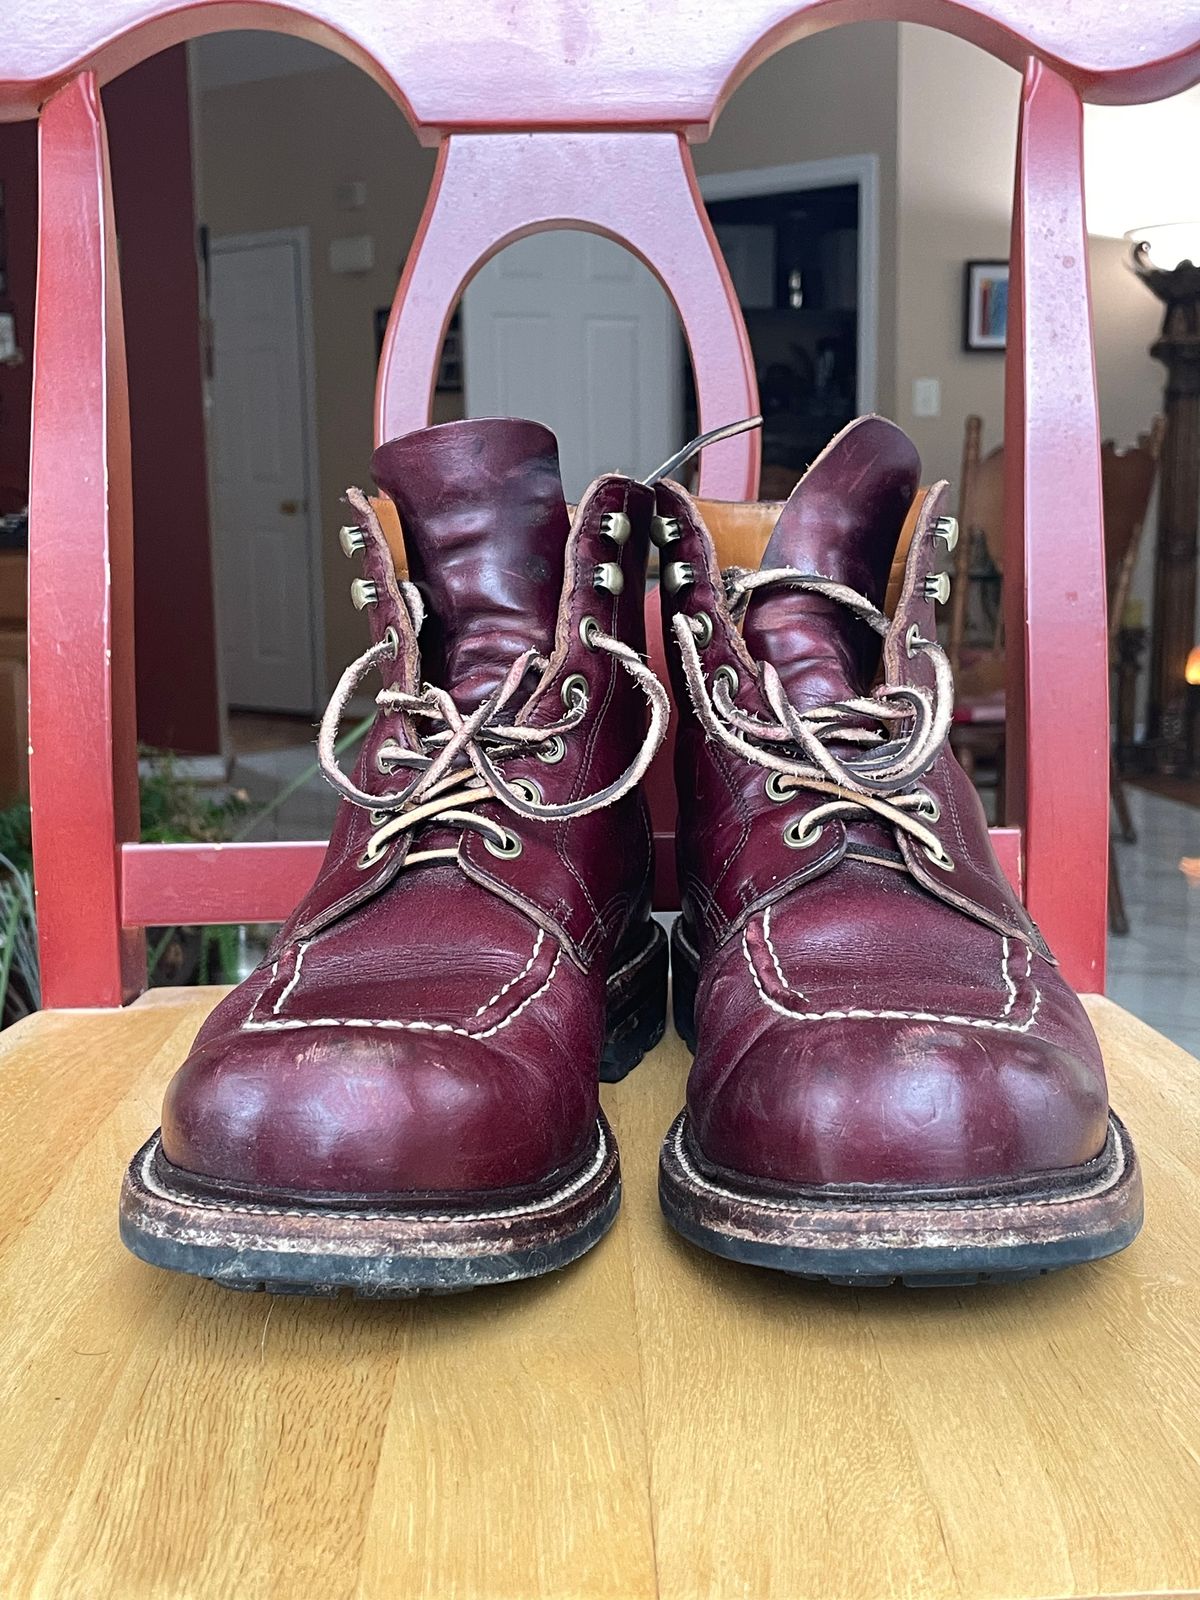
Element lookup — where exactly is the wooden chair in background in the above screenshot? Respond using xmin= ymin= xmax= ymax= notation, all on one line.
xmin=1102 ymin=416 xmax=1165 ymax=931
xmin=947 ymin=414 xmax=1163 ymax=931
xmin=947 ymin=416 xmax=1009 ymax=813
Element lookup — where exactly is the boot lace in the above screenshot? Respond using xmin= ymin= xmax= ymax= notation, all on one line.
xmin=318 ymin=625 xmax=668 ymax=871
xmin=673 ymin=566 xmax=956 ymax=869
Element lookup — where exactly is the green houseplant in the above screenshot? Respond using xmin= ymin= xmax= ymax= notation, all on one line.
xmin=0 ymin=715 xmax=371 ymax=1026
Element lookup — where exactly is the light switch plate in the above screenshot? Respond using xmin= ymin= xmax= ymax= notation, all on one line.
xmin=913 ymin=377 xmax=941 ymax=418
xmin=329 ymin=235 xmax=375 ymax=274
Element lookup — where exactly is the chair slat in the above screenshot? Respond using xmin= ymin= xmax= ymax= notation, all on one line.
xmin=121 ymin=841 xmax=326 ymax=927
xmin=29 ymin=75 xmax=144 ymax=1007
xmin=1003 ymin=61 xmax=1108 ymax=992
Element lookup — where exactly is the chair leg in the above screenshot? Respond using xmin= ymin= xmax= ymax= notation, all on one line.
xmin=1111 ymin=756 xmax=1136 ymax=844
xmin=1108 ymin=838 xmax=1130 ymax=937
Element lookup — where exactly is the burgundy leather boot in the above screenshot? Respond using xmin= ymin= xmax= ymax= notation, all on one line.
xmin=656 ymin=416 xmax=1143 ymax=1285
xmin=121 ymin=418 xmax=669 ymax=1296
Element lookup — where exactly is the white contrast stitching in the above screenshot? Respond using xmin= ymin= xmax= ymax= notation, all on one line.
xmin=762 ymin=903 xmax=805 ymax=999
xmin=1000 ymin=936 xmax=1017 ymax=1016
xmin=273 ymin=941 xmax=309 ymax=1014
xmin=243 ymin=949 xmax=562 ymax=1041
xmin=136 ymin=1121 xmax=609 ymax=1224
xmin=474 ymin=927 xmax=544 ymax=1016
xmin=742 ymin=925 xmax=1043 ymax=1035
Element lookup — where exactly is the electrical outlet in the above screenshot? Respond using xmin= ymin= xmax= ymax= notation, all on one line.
xmin=912 ymin=377 xmax=941 ymax=418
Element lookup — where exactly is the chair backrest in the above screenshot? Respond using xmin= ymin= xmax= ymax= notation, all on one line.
xmin=949 ymin=415 xmax=1007 ymax=673
xmin=3 ymin=2 xmax=1198 ymax=1004
xmin=950 ymin=413 xmax=1163 ymax=673
xmin=1101 ymin=417 xmax=1164 ymax=644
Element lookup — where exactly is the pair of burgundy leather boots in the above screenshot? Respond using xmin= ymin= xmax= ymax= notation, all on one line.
xmin=121 ymin=415 xmax=1142 ymax=1294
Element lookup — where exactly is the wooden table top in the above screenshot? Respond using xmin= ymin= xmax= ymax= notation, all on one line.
xmin=1 ymin=989 xmax=1198 ymax=1599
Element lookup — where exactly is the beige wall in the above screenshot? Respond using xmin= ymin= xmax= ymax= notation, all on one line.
xmin=891 ymin=23 xmax=1178 ymax=678
xmin=197 ymin=58 xmax=436 ymax=691
xmin=894 ymin=27 xmax=1017 ymax=484
xmin=694 ymin=21 xmax=900 ymax=417
xmin=894 ymin=27 xmax=1168 ymax=484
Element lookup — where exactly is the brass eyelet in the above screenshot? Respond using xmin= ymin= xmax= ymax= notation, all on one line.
xmin=923 ymin=842 xmax=955 ymax=871
xmin=688 ymin=612 xmax=713 ymax=648
xmin=510 ymin=777 xmax=542 ymax=805
xmin=368 ymin=809 xmax=389 ymax=826
xmin=484 ymin=830 xmax=523 ymax=859
xmin=375 ymin=749 xmax=398 ymax=774
xmin=783 ymin=817 xmax=822 ymax=850
xmin=579 ymin=615 xmax=601 ymax=651
xmin=382 ymin=626 xmax=400 ymax=658
xmin=561 ymin=673 xmax=589 ymax=711
xmin=765 ymin=771 xmax=795 ymax=803
xmin=905 ymin=623 xmax=926 ymax=658
xmin=713 ymin=663 xmax=739 ymax=700
xmin=536 ymin=734 xmax=567 ymax=765
xmin=356 ymin=844 xmax=387 ymax=870
xmin=918 ymin=794 xmax=941 ymax=823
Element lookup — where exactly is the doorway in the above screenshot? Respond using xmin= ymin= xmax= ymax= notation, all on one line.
xmin=699 ymin=156 xmax=879 ymax=497
xmin=208 ymin=228 xmax=323 ymax=713
xmin=461 ymin=230 xmax=685 ymax=502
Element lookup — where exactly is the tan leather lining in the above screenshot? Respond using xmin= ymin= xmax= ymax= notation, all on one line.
xmin=369 ymin=495 xmax=408 ymax=579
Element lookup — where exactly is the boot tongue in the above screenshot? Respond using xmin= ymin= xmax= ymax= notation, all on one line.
xmin=741 ymin=416 xmax=921 ymax=707
xmin=372 ymin=418 xmax=569 ymax=709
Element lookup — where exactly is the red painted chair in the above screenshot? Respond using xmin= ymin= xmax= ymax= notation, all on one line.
xmin=3 ymin=2 xmax=1200 ymax=1009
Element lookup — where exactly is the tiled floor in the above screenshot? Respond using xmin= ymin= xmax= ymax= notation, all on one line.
xmin=225 ymin=715 xmax=1200 ymax=1054
xmin=1107 ymin=784 xmax=1200 ymax=1056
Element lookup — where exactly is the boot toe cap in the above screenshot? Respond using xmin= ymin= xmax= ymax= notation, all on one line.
xmin=161 ymin=1022 xmax=594 ymax=1198
xmin=690 ymin=1015 xmax=1110 ymax=1189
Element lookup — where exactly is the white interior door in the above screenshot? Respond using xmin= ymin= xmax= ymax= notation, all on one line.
xmin=209 ymin=232 xmax=320 ymax=713
xmin=462 ymin=231 xmax=684 ymax=502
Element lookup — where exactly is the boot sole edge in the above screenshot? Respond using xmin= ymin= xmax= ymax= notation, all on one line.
xmin=120 ymin=1116 xmax=620 ymax=1297
xmin=658 ymin=1109 xmax=1144 ymax=1287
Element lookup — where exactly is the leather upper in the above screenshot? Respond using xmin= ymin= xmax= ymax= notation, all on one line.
xmin=662 ymin=416 xmax=1110 ymax=1188
xmin=161 ymin=419 xmax=657 ymax=1197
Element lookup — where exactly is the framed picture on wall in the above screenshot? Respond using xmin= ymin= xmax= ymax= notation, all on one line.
xmin=963 ymin=260 xmax=1009 ymax=351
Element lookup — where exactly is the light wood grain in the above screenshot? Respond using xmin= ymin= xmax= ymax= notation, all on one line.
xmin=0 ymin=990 xmax=1198 ymax=1598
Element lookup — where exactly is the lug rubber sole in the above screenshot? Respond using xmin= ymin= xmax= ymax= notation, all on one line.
xmin=600 ymin=917 xmax=669 ymax=1081
xmin=119 ymin=922 xmax=665 ymax=1296
xmin=121 ymin=1115 xmax=620 ymax=1297
xmin=664 ymin=917 xmax=1144 ymax=1285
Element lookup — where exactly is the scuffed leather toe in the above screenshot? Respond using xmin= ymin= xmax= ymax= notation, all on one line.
xmin=161 ymin=1017 xmax=597 ymax=1197
xmin=688 ymin=1012 xmax=1110 ymax=1189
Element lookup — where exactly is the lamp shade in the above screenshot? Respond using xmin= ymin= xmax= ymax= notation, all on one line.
xmin=1126 ymin=223 xmax=1200 ymax=272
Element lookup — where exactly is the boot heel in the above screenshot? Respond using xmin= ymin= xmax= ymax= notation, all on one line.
xmin=599 ymin=920 xmax=668 ymax=1082
xmin=670 ymin=916 xmax=699 ymax=1052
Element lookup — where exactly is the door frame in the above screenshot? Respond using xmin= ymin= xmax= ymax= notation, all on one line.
xmin=206 ymin=226 xmax=326 ymax=715
xmin=698 ymin=155 xmax=880 ymax=415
